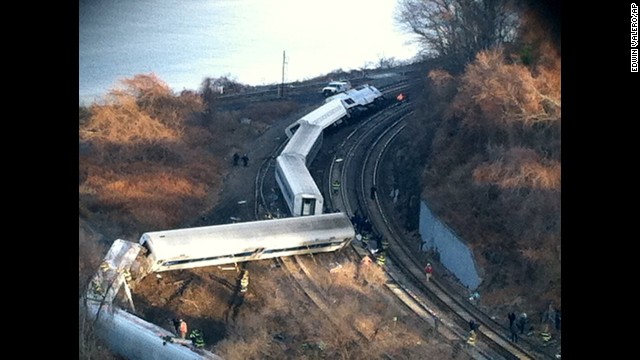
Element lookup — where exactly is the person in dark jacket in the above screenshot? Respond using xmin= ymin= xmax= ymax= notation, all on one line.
xmin=508 ymin=312 xmax=516 ymax=328
xmin=517 ymin=313 xmax=528 ymax=334
xmin=469 ymin=319 xmax=479 ymax=332
xmin=510 ymin=321 xmax=519 ymax=343
xmin=241 ymin=154 xmax=249 ymax=167
xmin=233 ymin=152 xmax=240 ymax=166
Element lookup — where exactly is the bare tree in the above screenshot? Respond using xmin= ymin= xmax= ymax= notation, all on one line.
xmin=396 ymin=0 xmax=520 ymax=71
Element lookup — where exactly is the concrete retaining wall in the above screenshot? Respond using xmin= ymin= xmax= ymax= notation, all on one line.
xmin=418 ymin=201 xmax=482 ymax=290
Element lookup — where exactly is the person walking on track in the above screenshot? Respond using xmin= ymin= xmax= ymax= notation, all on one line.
xmin=332 ymin=180 xmax=341 ymax=194
xmin=425 ymin=263 xmax=433 ymax=282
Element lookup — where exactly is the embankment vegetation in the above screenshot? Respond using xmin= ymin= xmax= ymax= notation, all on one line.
xmin=406 ymin=20 xmax=560 ymax=313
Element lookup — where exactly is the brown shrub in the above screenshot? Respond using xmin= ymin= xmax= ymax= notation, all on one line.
xmin=82 ymin=97 xmax=180 ymax=149
xmin=452 ymin=47 xmax=561 ymax=126
xmin=79 ymin=74 xmax=223 ymax=234
xmin=417 ymin=45 xmax=561 ymax=313
xmin=211 ymin=313 xmax=274 ymax=360
xmin=472 ymin=147 xmax=561 ymax=190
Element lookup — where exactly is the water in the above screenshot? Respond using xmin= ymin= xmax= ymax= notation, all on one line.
xmin=79 ymin=0 xmax=421 ymax=105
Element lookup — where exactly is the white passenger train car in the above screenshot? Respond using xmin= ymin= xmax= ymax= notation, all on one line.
xmin=275 ymin=153 xmax=324 ymax=216
xmin=325 ymin=84 xmax=385 ymax=114
xmin=285 ymin=99 xmax=347 ymax=138
xmin=280 ymin=121 xmax=323 ymax=166
xmin=138 ymin=212 xmax=352 ymax=272
xmin=85 ymin=302 xmax=222 ymax=360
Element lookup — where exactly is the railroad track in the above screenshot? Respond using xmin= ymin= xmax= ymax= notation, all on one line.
xmin=323 ymin=99 xmax=558 ymax=359
xmin=324 ymin=103 xmax=492 ymax=359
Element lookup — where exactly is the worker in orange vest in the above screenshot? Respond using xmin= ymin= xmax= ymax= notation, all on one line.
xmin=174 ymin=318 xmax=187 ymax=339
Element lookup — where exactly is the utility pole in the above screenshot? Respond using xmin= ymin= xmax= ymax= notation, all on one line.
xmin=279 ymin=50 xmax=286 ymax=98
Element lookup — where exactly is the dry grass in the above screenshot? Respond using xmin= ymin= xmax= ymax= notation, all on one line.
xmin=79 ymin=163 xmax=217 ymax=232
xmin=137 ymin=253 xmax=470 ymax=360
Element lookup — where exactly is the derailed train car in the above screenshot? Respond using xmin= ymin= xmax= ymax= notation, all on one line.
xmin=85 ymin=302 xmax=223 ymax=360
xmin=84 ymin=239 xmax=223 ymax=360
xmin=324 ymin=84 xmax=385 ymax=116
xmin=138 ymin=212 xmax=355 ymax=272
xmin=285 ymin=98 xmax=347 ymax=138
xmin=284 ymin=84 xmax=384 ymax=138
xmin=280 ymin=121 xmax=323 ymax=166
xmin=275 ymin=153 xmax=324 ymax=216
xmin=85 ymin=213 xmax=355 ymax=359
xmin=277 ymin=83 xmax=386 ymax=217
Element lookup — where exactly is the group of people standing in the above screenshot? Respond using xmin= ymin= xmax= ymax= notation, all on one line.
xmin=350 ymin=212 xmax=372 ymax=236
xmin=507 ymin=312 xmax=528 ymax=343
xmin=507 ymin=304 xmax=561 ymax=344
xmin=350 ymin=211 xmax=388 ymax=265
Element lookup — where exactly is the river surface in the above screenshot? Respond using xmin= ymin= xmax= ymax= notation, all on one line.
xmin=79 ymin=0 xmax=420 ymax=105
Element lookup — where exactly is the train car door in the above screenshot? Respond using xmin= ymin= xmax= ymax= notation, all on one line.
xmin=300 ymin=197 xmax=316 ymax=216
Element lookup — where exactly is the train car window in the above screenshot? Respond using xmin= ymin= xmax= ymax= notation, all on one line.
xmin=234 ymin=251 xmax=254 ymax=258
xmin=301 ymin=198 xmax=316 ymax=216
xmin=161 ymin=249 xmax=264 ymax=267
xmin=263 ymin=241 xmax=344 ymax=254
xmin=286 ymin=123 xmax=301 ymax=137
xmin=162 ymin=254 xmax=233 ymax=267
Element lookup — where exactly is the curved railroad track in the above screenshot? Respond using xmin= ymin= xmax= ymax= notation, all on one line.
xmin=324 ymin=97 xmax=558 ymax=360
xmin=246 ymin=80 xmax=555 ymax=359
